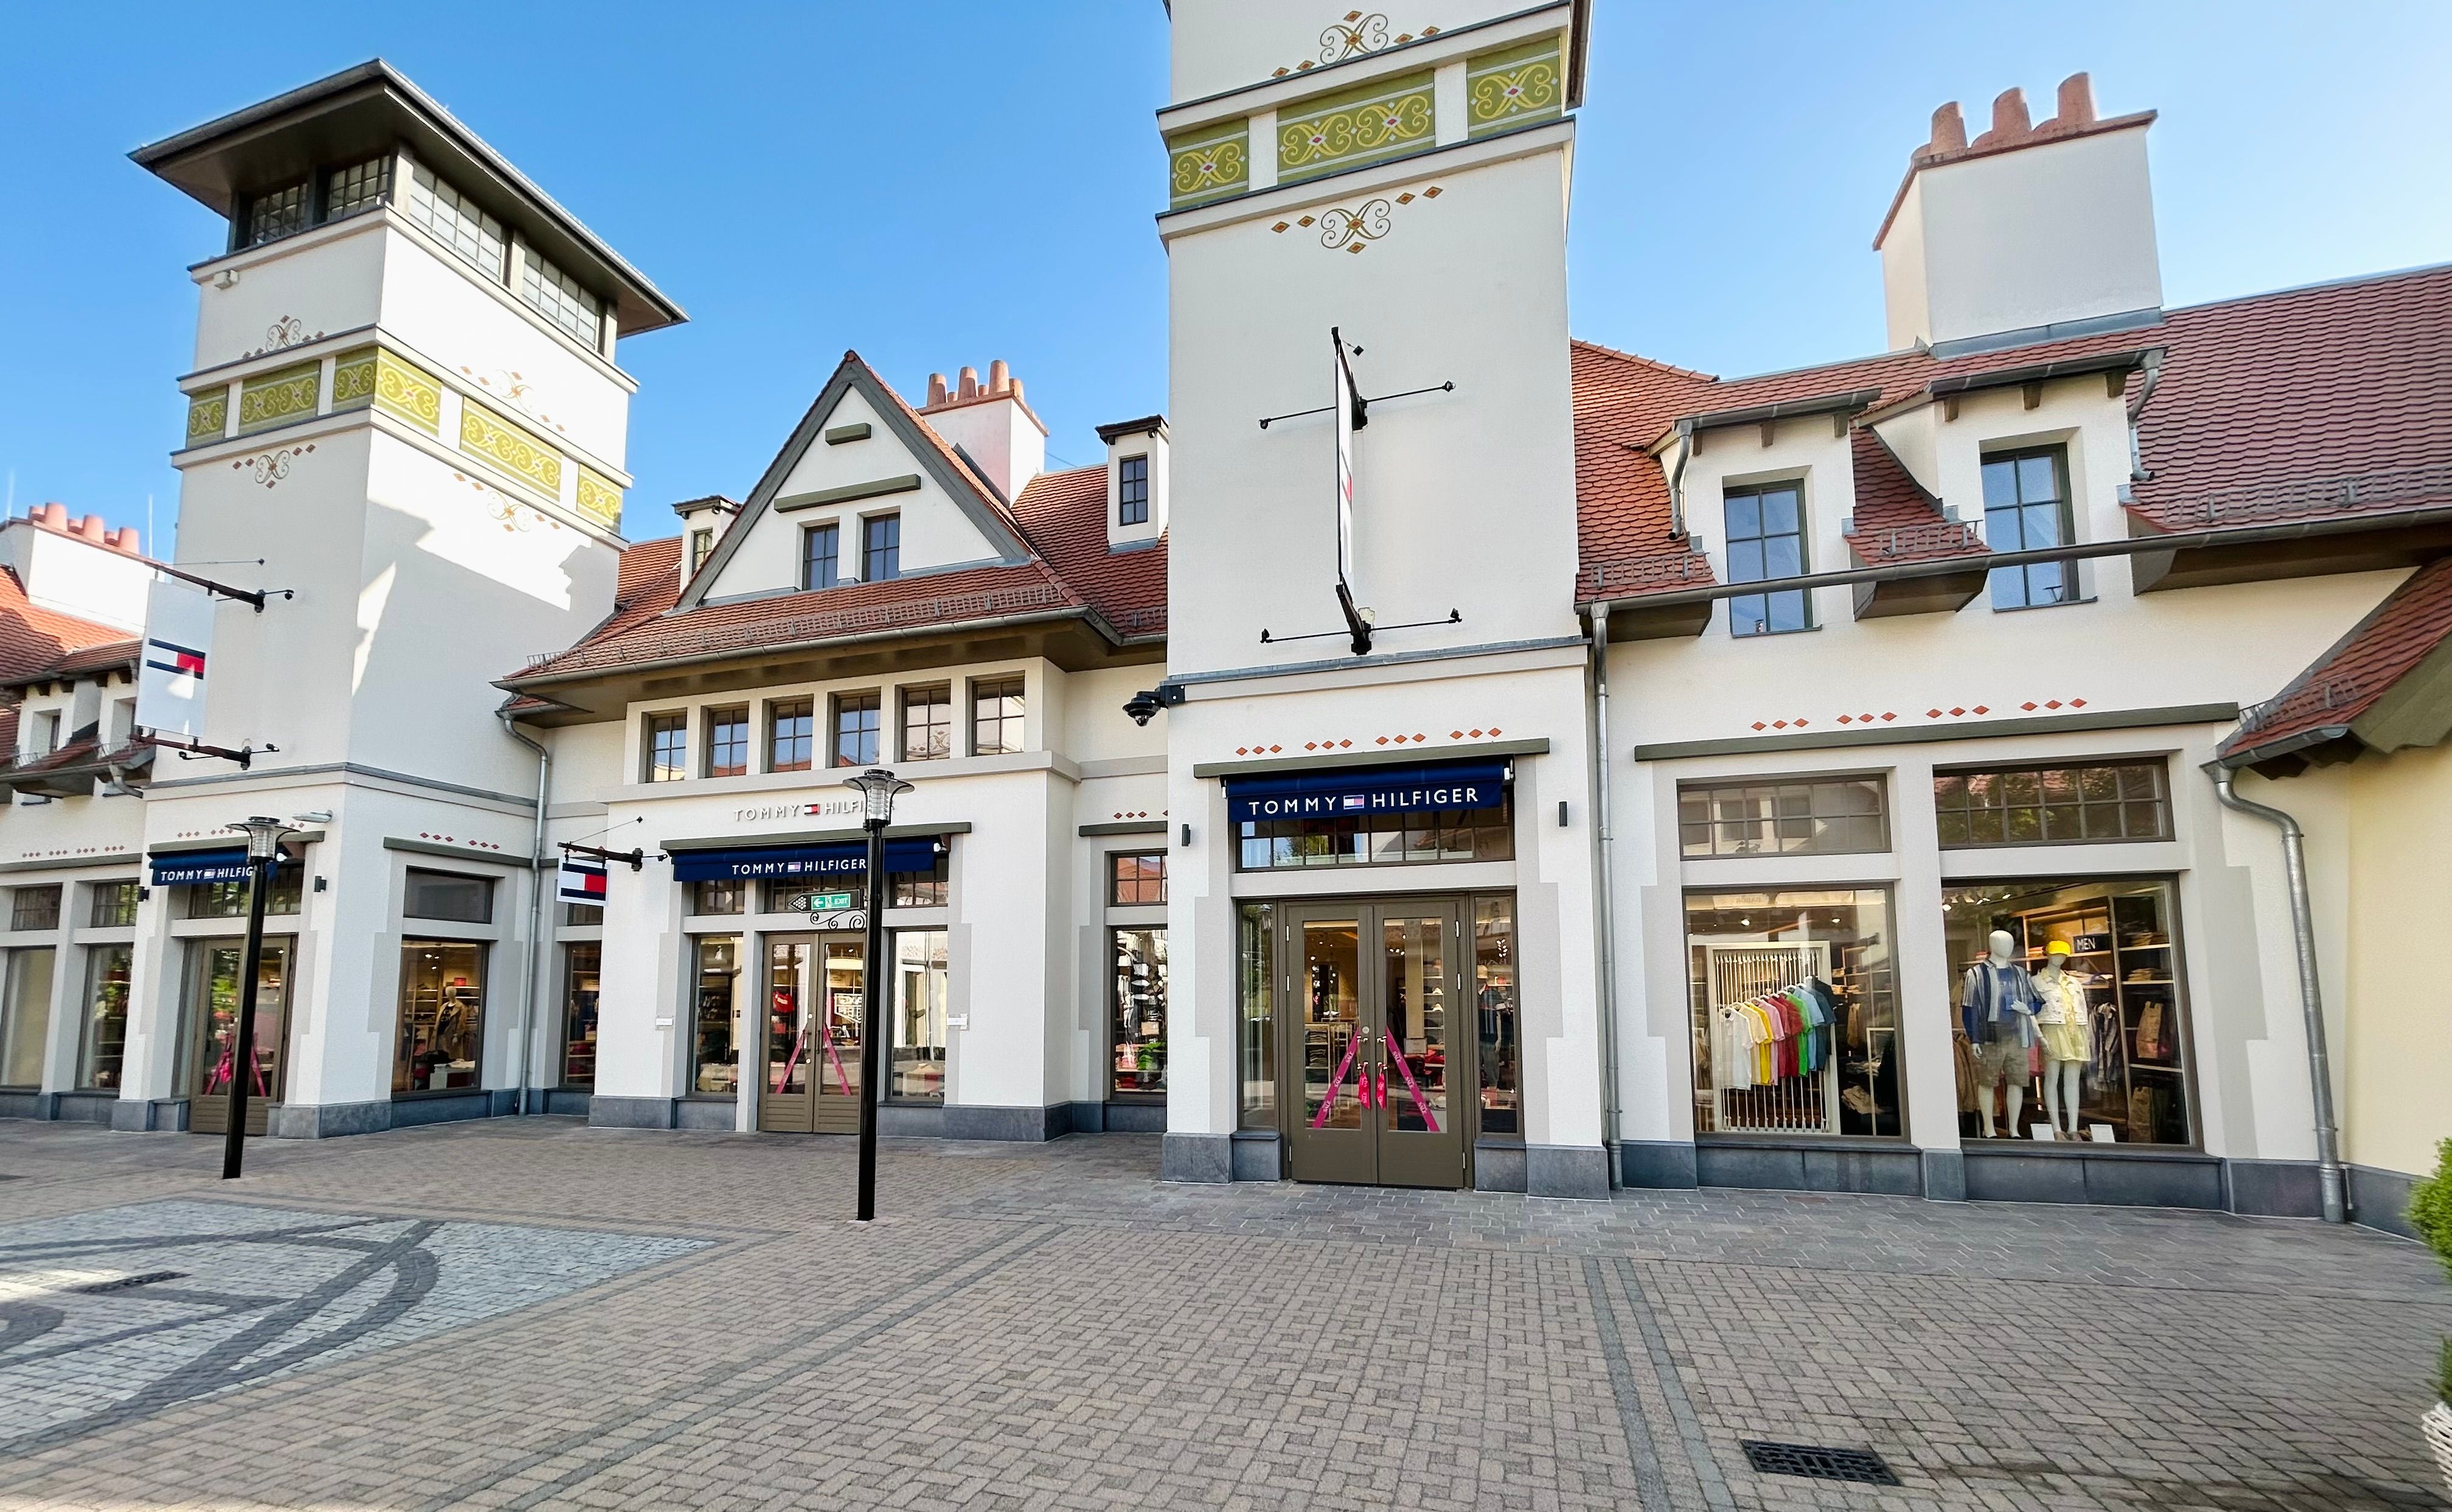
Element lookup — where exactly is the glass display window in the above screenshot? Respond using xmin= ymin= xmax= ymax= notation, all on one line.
xmin=1110 ymin=926 xmax=1168 ymax=1096
xmin=890 ymin=930 xmax=949 ymax=1101
xmin=186 ymin=870 xmax=301 ymax=919
xmin=87 ymin=880 xmax=140 ymax=928
xmin=691 ymin=937 xmax=741 ymax=1096
xmin=395 ymin=941 xmax=486 ymax=1096
xmin=1941 ymin=877 xmax=2191 ymax=1146
xmin=1237 ymin=902 xmax=1275 ymax=1127
xmin=1473 ymin=896 xmax=1520 ymax=1138
xmin=77 ymin=944 xmax=133 ymax=1090
xmin=559 ymin=943 xmax=601 ymax=1088
xmin=1683 ymin=888 xmax=1901 ymax=1138
xmin=1237 ymin=796 xmax=1513 ymax=871
xmin=0 ymin=947 xmax=55 ymax=1087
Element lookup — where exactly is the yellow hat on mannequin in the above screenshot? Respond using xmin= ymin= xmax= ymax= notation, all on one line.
xmin=2045 ymin=939 xmax=2074 ymax=957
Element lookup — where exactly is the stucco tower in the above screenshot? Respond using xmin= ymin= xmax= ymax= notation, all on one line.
xmin=1157 ymin=5 xmax=1609 ymax=1194
xmin=116 ymin=63 xmax=683 ymax=1135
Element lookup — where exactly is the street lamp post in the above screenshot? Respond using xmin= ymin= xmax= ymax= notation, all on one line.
xmin=843 ymin=767 xmax=912 ymax=1222
xmin=221 ymin=815 xmax=296 ymax=1180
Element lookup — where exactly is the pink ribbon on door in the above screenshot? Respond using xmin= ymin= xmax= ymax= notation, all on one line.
xmin=817 ymin=1022 xmax=854 ymax=1096
xmin=773 ymin=1023 xmax=807 ymax=1094
xmin=1309 ymin=1027 xmax=1364 ymax=1128
xmin=1382 ymin=1029 xmax=1441 ymax=1134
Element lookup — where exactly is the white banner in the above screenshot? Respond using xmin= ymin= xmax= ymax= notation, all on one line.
xmin=1332 ymin=327 xmax=1360 ymax=594
xmin=557 ymin=854 xmax=608 ymax=907
xmin=135 ymin=578 xmax=215 ymax=742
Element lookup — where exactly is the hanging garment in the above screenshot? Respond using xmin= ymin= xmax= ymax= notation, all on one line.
xmin=1952 ymin=1033 xmax=1980 ymax=1112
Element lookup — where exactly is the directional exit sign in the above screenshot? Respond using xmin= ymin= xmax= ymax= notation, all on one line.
xmin=791 ymin=891 xmax=854 ymax=913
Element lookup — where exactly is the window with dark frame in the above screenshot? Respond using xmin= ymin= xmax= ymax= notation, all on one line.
xmin=322 ymin=156 xmax=392 ymax=221
xmin=706 ymin=706 xmax=750 ymax=778
xmin=1983 ymin=446 xmax=2077 ymax=609
xmin=970 ymin=677 xmax=1024 ymax=756
xmin=559 ymin=941 xmax=601 ymax=1088
xmin=768 ymin=699 xmax=814 ymax=772
xmin=689 ymin=528 xmax=714 ymax=574
xmin=900 ymin=684 xmax=952 ymax=761
xmin=1934 ymin=761 xmax=2172 ymax=847
xmin=563 ymin=902 xmax=604 ymax=926
xmin=862 ymin=515 xmax=900 ymax=582
xmin=187 ymin=873 xmax=301 ymax=919
xmin=691 ymin=879 xmax=745 ymax=916
xmin=1724 ymin=481 xmax=1809 ymax=636
xmin=10 ymin=886 xmax=61 ymax=933
xmin=403 ymin=869 xmax=495 ymax=925
xmin=1108 ymin=852 xmax=1166 ymax=907
xmin=1118 ymin=455 xmax=1150 ymax=526
xmin=404 ymin=165 xmax=506 ymax=280
xmin=644 ymin=712 xmax=687 ymax=782
xmin=86 ymin=880 xmax=140 ymax=929
xmin=1678 ymin=777 xmax=1889 ymax=859
xmin=1110 ymin=926 xmax=1167 ymax=1096
xmin=832 ymin=691 xmax=882 ymax=768
xmin=243 ymin=182 xmax=309 ymax=246
xmin=801 ymin=523 xmax=840 ymax=591
xmin=1237 ymin=796 xmax=1516 ymax=870
xmin=520 ymin=251 xmax=604 ymax=347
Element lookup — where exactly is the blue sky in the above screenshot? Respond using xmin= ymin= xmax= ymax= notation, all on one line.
xmin=2 ymin=2 xmax=2446 ymax=551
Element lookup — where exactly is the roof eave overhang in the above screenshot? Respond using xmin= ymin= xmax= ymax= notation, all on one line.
xmin=1646 ymin=385 xmax=1889 ymax=451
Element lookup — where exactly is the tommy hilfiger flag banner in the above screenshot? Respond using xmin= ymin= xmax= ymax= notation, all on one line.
xmin=557 ymin=852 xmax=608 ymax=906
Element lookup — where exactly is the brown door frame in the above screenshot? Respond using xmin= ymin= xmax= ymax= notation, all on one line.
xmin=187 ymin=935 xmax=296 ymax=1137
xmin=757 ymin=930 xmax=871 ymax=1134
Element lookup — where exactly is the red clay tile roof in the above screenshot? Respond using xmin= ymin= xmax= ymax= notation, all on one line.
xmin=0 ymin=570 xmax=139 ymax=686
xmin=1012 ymin=465 xmax=1166 ymax=638
xmin=1572 ymin=261 xmax=2452 ymax=599
xmin=2219 ymin=556 xmax=2452 ymax=768
xmin=0 ymin=733 xmax=156 ymax=783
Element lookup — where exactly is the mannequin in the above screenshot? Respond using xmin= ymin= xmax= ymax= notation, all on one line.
xmin=1959 ymin=929 xmax=2040 ymax=1137
xmin=2031 ymin=940 xmax=2092 ymax=1136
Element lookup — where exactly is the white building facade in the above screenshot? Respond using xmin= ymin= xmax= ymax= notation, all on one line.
xmin=4 ymin=18 xmax=2447 ymax=1233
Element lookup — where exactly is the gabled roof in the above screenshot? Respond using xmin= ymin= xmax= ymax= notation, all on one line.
xmin=2218 ymin=557 xmax=2452 ymax=776
xmin=1571 ymin=261 xmax=2452 ymax=601
xmin=0 ymin=570 xmax=140 ymax=688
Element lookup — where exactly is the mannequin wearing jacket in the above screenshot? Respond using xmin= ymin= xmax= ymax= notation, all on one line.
xmin=1959 ymin=929 xmax=2040 ymax=1137
xmin=2032 ymin=940 xmax=2092 ymax=1135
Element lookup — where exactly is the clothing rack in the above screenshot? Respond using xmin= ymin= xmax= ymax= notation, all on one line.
xmin=1703 ymin=941 xmax=1834 ymax=1134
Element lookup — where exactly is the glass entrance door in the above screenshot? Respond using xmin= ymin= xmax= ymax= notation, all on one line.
xmin=1281 ymin=902 xmax=1465 ymax=1188
xmin=757 ymin=933 xmax=866 ymax=1134
xmin=187 ymin=938 xmax=294 ymax=1137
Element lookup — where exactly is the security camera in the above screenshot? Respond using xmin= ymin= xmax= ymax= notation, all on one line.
xmin=1123 ymin=684 xmax=1185 ymax=726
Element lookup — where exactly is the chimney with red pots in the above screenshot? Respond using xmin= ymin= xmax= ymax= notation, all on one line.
xmin=916 ymin=357 xmax=1047 ymax=502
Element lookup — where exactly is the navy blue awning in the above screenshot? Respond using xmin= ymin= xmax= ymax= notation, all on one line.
xmin=1224 ymin=759 xmax=1509 ymax=824
xmin=150 ymin=848 xmax=284 ymax=885
xmin=668 ymin=837 xmax=942 ymax=883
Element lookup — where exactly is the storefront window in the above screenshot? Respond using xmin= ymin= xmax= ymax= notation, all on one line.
xmin=11 ymin=885 xmax=61 ymax=932
xmin=184 ymin=941 xmax=290 ymax=1105
xmin=395 ymin=941 xmax=486 ymax=1095
xmin=756 ymin=854 xmax=947 ymax=915
xmin=1237 ymin=902 xmax=1275 ymax=1126
xmin=88 ymin=880 xmax=139 ymax=928
xmin=405 ymin=869 xmax=493 ymax=924
xmin=76 ymin=944 xmax=132 ymax=1090
xmin=1238 ymin=796 xmax=1513 ymax=870
xmin=890 ymin=930 xmax=947 ymax=1100
xmin=1109 ymin=851 xmax=1165 ymax=905
xmin=1934 ymin=761 xmax=2171 ymax=848
xmin=186 ymin=871 xmax=301 ymax=919
xmin=1942 ymin=877 xmax=2190 ymax=1145
xmin=560 ymin=943 xmax=601 ymax=1087
xmin=1474 ymin=896 xmax=1519 ymax=1137
xmin=1679 ymin=776 xmax=1887 ymax=858
xmin=691 ymin=879 xmax=744 ymax=916
xmin=691 ymin=937 xmax=741 ymax=1095
xmin=0 ymin=947 xmax=55 ymax=1086
xmin=1684 ymin=889 xmax=1900 ymax=1137
xmin=1111 ymin=927 xmax=1166 ymax=1096
xmin=563 ymin=901 xmax=604 ymax=926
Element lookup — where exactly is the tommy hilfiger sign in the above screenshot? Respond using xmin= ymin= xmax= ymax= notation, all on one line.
xmin=732 ymin=797 xmax=863 ymax=824
xmin=1222 ymin=759 xmax=1508 ymax=823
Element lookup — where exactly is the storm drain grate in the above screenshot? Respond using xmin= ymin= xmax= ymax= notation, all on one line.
xmin=73 ymin=1270 xmax=186 ymax=1295
xmin=1740 ymin=1441 xmax=1901 ymax=1486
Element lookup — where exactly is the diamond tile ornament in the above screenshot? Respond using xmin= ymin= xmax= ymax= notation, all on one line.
xmin=1972 ymin=705 xmax=1989 ymax=714
xmin=2071 ymin=698 xmax=2088 ymax=707
xmin=2022 ymin=702 xmax=2038 ymax=711
xmin=1298 ymin=215 xmax=1316 ymax=227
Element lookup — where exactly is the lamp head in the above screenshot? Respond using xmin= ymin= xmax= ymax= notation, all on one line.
xmin=229 ymin=814 xmax=296 ymax=862
xmin=844 ymin=767 xmax=913 ymax=827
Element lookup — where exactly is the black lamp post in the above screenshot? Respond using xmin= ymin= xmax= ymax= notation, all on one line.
xmin=221 ymin=815 xmax=295 ymax=1180
xmin=843 ymin=767 xmax=912 ymax=1222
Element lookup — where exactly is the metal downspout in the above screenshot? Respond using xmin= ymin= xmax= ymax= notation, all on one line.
xmin=1589 ymin=603 xmax=1622 ymax=1186
xmin=499 ymin=711 xmax=552 ymax=1118
xmin=2210 ymin=768 xmax=2347 ymax=1223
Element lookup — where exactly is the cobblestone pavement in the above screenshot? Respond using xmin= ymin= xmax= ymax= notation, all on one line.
xmin=0 ymin=1120 xmax=2445 ymax=1511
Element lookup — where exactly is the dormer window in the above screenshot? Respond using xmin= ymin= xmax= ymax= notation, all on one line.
xmin=1724 ymin=481 xmax=1809 ymax=637
xmin=1982 ymin=446 xmax=2076 ymax=609
xmin=799 ymin=523 xmax=840 ymax=591
xmin=862 ymin=515 xmax=901 ymax=582
xmin=1118 ymin=455 xmax=1150 ymax=526
xmin=689 ymin=528 xmax=714 ymax=574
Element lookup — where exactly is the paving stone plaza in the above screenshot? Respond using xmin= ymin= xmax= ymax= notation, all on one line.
xmin=0 ymin=1120 xmax=2445 ymax=1511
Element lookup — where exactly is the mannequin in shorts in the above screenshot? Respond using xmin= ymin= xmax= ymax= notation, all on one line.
xmin=1960 ymin=929 xmax=2040 ymax=1137
xmin=2032 ymin=941 xmax=2092 ymax=1136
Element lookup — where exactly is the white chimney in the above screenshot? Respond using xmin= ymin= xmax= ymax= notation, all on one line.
xmin=1096 ymin=416 xmax=1169 ymax=551
xmin=1875 ymin=73 xmax=2162 ymax=354
xmin=918 ymin=359 xmax=1046 ymax=503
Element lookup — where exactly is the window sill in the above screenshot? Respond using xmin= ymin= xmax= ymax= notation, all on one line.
xmin=1727 ymin=623 xmax=1820 ymax=641
xmin=1989 ymin=596 xmax=2097 ymax=615
xmin=1695 ymin=1132 xmax=1910 ymax=1151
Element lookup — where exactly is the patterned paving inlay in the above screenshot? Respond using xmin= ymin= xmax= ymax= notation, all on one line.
xmin=0 ymin=1200 xmax=709 ymax=1454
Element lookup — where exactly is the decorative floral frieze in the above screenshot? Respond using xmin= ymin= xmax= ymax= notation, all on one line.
xmin=1277 ymin=72 xmax=1434 ymax=185
xmin=459 ymin=400 xmax=563 ymax=496
xmin=1270 ymin=184 xmax=1441 ymax=254
xmin=332 ymin=347 xmax=443 ymax=434
xmin=1166 ymin=121 xmax=1250 ymax=209
xmin=1466 ymin=38 xmax=1564 ymax=136
xmin=1270 ymin=14 xmax=1438 ymax=77
xmin=184 ymin=391 xmax=228 ymax=444
xmin=243 ymin=315 xmax=321 ymax=358
xmin=575 ymin=465 xmax=623 ymax=530
xmin=231 ymin=444 xmax=315 ymax=489
xmin=235 ymin=361 xmax=320 ymax=435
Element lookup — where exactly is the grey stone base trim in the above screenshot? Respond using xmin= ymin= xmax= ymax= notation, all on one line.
xmin=1093 ymin=1101 xmax=1168 ymax=1134
xmin=0 ymin=1090 xmax=58 ymax=1120
xmin=543 ymin=1089 xmax=592 ymax=1117
xmin=2224 ymin=1157 xmax=2325 ymax=1219
xmin=588 ymin=1095 xmax=677 ymax=1129
xmin=1473 ymin=1140 xmax=1527 ymax=1193
xmin=1697 ymin=1138 xmax=1924 ymax=1197
xmin=388 ymin=1092 xmax=502 ymax=1131
xmin=675 ymin=1098 xmax=737 ymax=1131
xmin=879 ymin=1103 xmax=947 ymax=1138
xmin=1618 ymin=1139 xmax=1700 ymax=1190
xmin=1921 ymin=1149 xmax=1966 ymax=1202
xmin=942 ymin=1103 xmax=1071 ymax=1142
xmin=2349 ymin=1163 xmax=2421 ymax=1239
xmin=1963 ymin=1146 xmax=2223 ymax=1208
xmin=53 ymin=1092 xmax=115 ymax=1124
xmin=1230 ymin=1130 xmax=1281 ymax=1182
xmin=1527 ymin=1143 xmax=1611 ymax=1200
xmin=269 ymin=1099 xmax=392 ymax=1139
xmin=111 ymin=1098 xmax=188 ymax=1132
xmin=1162 ymin=1131 xmax=1233 ymax=1183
